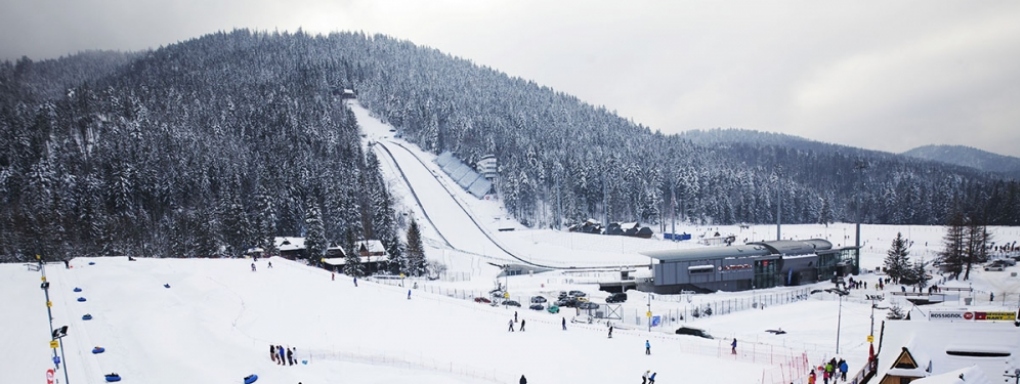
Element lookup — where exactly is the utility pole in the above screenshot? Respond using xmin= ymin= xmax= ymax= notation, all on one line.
xmin=836 ymin=292 xmax=845 ymax=354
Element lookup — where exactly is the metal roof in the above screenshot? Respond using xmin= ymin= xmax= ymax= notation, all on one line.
xmin=642 ymin=244 xmax=773 ymax=262
xmin=748 ymin=240 xmax=828 ymax=256
xmin=643 ymin=238 xmax=836 ymax=263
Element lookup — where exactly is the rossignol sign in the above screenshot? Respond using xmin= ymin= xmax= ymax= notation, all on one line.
xmin=929 ymin=310 xmax=1017 ymax=322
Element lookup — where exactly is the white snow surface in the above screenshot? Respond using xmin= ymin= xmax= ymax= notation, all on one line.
xmin=3 ymin=102 xmax=1018 ymax=383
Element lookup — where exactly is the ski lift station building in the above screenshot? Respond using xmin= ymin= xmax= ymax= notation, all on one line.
xmin=641 ymin=239 xmax=859 ymax=294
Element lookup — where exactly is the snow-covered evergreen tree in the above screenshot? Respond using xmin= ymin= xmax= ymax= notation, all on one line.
xmin=884 ymin=232 xmax=911 ymax=283
xmin=405 ymin=219 xmax=427 ymax=277
xmin=304 ymin=203 xmax=328 ymax=264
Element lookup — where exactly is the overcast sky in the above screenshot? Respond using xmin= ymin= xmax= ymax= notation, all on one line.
xmin=3 ymin=0 xmax=1019 ymax=157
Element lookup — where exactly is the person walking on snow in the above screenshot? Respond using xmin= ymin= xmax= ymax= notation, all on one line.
xmin=649 ymin=372 xmax=657 ymax=384
xmin=519 ymin=375 xmax=527 ymax=384
xmin=332 ymin=272 xmax=335 ymax=281
xmin=731 ymin=338 xmax=738 ymax=354
xmin=287 ymin=347 xmax=294 ymax=365
xmin=608 ymin=324 xmax=614 ymax=338
xmin=277 ymin=345 xmax=285 ymax=365
xmin=642 ymin=370 xmax=650 ymax=384
xmin=354 ymin=277 xmax=358 ymax=287
xmin=508 ymin=319 xmax=515 ymax=332
xmin=251 ymin=262 xmax=256 ymax=272
xmin=562 ymin=317 xmax=567 ymax=330
xmin=514 ymin=311 xmax=518 ymax=323
xmin=520 ymin=319 xmax=526 ymax=331
xmin=645 ymin=340 xmax=651 ymax=355
xmin=270 ymin=345 xmax=276 ymax=363
xmin=807 ymin=370 xmax=816 ymax=384
xmin=407 ymin=289 xmax=412 ymax=299
xmin=838 ymin=359 xmax=848 ymax=381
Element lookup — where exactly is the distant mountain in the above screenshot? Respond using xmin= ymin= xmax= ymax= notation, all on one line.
xmin=902 ymin=145 xmax=1020 ymax=180
xmin=2 ymin=30 xmax=1019 ymax=263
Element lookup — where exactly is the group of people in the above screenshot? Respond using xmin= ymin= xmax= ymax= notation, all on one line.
xmin=808 ymin=357 xmax=848 ymax=384
xmin=251 ymin=260 xmax=273 ymax=271
xmin=641 ymin=369 xmax=658 ymax=384
xmin=270 ymin=345 xmax=297 ymax=366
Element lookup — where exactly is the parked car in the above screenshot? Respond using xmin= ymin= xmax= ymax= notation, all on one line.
xmin=606 ymin=292 xmax=628 ymax=303
xmin=503 ymin=300 xmax=521 ymax=307
xmin=529 ymin=303 xmax=544 ymax=311
xmin=991 ymin=258 xmax=1016 ymax=266
xmin=474 ymin=297 xmax=491 ymax=304
xmin=984 ymin=263 xmax=1005 ymax=272
xmin=490 ymin=290 xmax=505 ymax=298
xmin=547 ymin=305 xmax=560 ymax=314
xmin=569 ymin=290 xmax=587 ymax=297
xmin=557 ymin=298 xmax=579 ymax=308
xmin=530 ymin=296 xmax=547 ymax=304
xmin=558 ymin=291 xmax=568 ymax=299
xmin=579 ymin=302 xmax=599 ymax=310
xmin=675 ymin=326 xmax=713 ymax=339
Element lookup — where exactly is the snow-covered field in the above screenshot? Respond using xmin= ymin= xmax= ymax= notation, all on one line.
xmin=3 ymin=102 xmax=1017 ymax=383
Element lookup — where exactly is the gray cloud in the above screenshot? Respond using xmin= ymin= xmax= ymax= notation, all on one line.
xmin=2 ymin=0 xmax=1018 ymax=157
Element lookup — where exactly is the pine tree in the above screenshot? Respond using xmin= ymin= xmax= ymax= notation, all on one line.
xmin=304 ymin=203 xmax=328 ymax=264
xmin=343 ymin=240 xmax=363 ymax=277
xmin=910 ymin=259 xmax=930 ymax=290
xmin=405 ymin=219 xmax=427 ymax=277
xmin=384 ymin=234 xmax=406 ymax=275
xmin=937 ymin=212 xmax=966 ymax=278
xmin=884 ymin=232 xmax=911 ymax=283
xmin=962 ymin=220 xmax=991 ymax=280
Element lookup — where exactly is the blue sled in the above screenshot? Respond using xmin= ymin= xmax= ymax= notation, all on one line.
xmin=77 ymin=297 xmax=87 ymax=302
xmin=92 ymin=347 xmax=105 ymax=354
xmin=73 ymin=287 xmax=82 ymax=292
xmin=244 ymin=374 xmax=258 ymax=384
xmin=83 ymin=314 xmax=93 ymax=320
xmin=104 ymin=373 xmax=121 ymax=382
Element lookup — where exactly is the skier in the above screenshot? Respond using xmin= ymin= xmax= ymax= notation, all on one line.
xmin=251 ymin=262 xmax=256 ymax=272
xmin=562 ymin=317 xmax=567 ymax=330
xmin=645 ymin=340 xmax=651 ymax=355
xmin=519 ymin=375 xmax=527 ymax=384
xmin=649 ymin=371 xmax=657 ymax=384
xmin=520 ymin=319 xmax=526 ymax=332
xmin=731 ymin=338 xmax=738 ymax=354
xmin=508 ymin=319 xmax=515 ymax=332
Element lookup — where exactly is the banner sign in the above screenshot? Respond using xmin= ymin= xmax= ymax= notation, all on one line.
xmin=929 ymin=310 xmax=1016 ymax=322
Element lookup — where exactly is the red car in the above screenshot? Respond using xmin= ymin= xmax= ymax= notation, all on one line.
xmin=474 ymin=297 xmax=492 ymax=304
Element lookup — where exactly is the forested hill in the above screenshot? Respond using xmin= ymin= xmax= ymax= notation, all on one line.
xmin=902 ymin=145 xmax=1020 ymax=180
xmin=1 ymin=30 xmax=1017 ymax=261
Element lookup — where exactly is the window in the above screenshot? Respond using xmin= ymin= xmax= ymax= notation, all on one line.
xmin=688 ymin=265 xmax=714 ymax=274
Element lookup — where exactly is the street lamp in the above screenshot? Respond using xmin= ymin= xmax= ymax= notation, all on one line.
xmin=51 ymin=325 xmax=71 ymax=384
xmin=835 ymin=291 xmax=847 ymax=354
